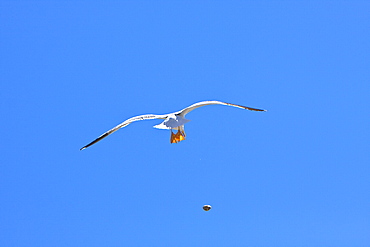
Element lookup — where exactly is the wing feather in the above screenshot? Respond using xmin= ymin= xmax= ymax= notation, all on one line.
xmin=80 ymin=114 xmax=167 ymax=150
xmin=176 ymin=100 xmax=266 ymax=116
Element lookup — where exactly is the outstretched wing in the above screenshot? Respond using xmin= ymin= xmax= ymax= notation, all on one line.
xmin=176 ymin=100 xmax=266 ymax=116
xmin=80 ymin=114 xmax=167 ymax=150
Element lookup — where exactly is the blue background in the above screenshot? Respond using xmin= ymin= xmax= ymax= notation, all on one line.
xmin=1 ymin=1 xmax=369 ymax=246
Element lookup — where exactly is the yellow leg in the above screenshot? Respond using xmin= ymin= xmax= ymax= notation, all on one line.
xmin=179 ymin=128 xmax=186 ymax=138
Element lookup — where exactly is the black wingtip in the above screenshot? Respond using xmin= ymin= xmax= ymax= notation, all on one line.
xmin=80 ymin=132 xmax=110 ymax=151
xmin=248 ymin=107 xmax=267 ymax=112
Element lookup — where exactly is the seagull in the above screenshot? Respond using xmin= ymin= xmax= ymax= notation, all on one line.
xmin=80 ymin=100 xmax=266 ymax=150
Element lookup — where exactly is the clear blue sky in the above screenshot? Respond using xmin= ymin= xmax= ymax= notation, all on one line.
xmin=1 ymin=1 xmax=369 ymax=246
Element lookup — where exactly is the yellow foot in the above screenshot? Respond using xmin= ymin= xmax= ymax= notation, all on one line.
xmin=170 ymin=131 xmax=178 ymax=143
xmin=176 ymin=131 xmax=186 ymax=142
xmin=170 ymin=130 xmax=186 ymax=143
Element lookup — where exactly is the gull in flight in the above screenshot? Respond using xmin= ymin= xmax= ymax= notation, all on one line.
xmin=80 ymin=100 xmax=266 ymax=150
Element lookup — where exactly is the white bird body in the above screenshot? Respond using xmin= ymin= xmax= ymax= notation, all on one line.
xmin=80 ymin=100 xmax=266 ymax=150
xmin=153 ymin=114 xmax=191 ymax=129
